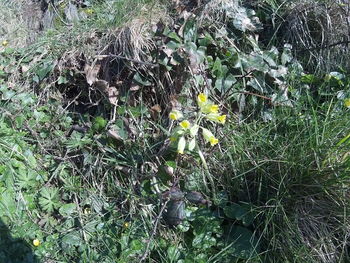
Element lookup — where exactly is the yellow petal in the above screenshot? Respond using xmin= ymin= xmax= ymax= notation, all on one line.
xmin=209 ymin=137 xmax=219 ymax=146
xmin=217 ymin=115 xmax=226 ymax=124
xmin=179 ymin=120 xmax=190 ymax=129
xmin=169 ymin=110 xmax=183 ymax=120
xmin=2 ymin=40 xmax=8 ymax=47
xmin=33 ymin=239 xmax=40 ymax=247
xmin=197 ymin=93 xmax=207 ymax=103
xmin=345 ymin=98 xmax=350 ymax=108
xmin=209 ymin=104 xmax=219 ymax=113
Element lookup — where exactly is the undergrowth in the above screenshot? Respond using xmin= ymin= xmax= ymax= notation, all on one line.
xmin=0 ymin=0 xmax=349 ymax=262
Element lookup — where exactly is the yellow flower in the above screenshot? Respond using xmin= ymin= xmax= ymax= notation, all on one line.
xmin=201 ymin=103 xmax=219 ymax=114
xmin=2 ymin=40 xmax=8 ymax=47
xmin=345 ymin=98 xmax=350 ymax=108
xmin=177 ymin=136 xmax=186 ymax=154
xmin=198 ymin=93 xmax=207 ymax=103
xmin=169 ymin=110 xmax=183 ymax=120
xmin=209 ymin=104 xmax=219 ymax=113
xmin=202 ymin=128 xmax=219 ymax=146
xmin=209 ymin=137 xmax=219 ymax=146
xmin=179 ymin=120 xmax=190 ymax=129
xmin=33 ymin=239 xmax=40 ymax=247
xmin=123 ymin=222 xmax=130 ymax=228
xmin=85 ymin=8 xmax=94 ymax=15
xmin=217 ymin=115 xmax=226 ymax=124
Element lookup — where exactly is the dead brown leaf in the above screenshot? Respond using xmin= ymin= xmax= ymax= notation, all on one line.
xmin=150 ymin=104 xmax=162 ymax=120
xmin=107 ymin=129 xmax=123 ymax=141
xmin=107 ymin=86 xmax=119 ymax=106
xmin=84 ymin=63 xmax=101 ymax=86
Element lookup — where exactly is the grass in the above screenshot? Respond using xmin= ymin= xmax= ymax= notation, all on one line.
xmin=0 ymin=0 xmax=349 ymax=262
xmin=216 ymin=97 xmax=349 ymax=262
xmin=0 ymin=0 xmax=29 ymax=47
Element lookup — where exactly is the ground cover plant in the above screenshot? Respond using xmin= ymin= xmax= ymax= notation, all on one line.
xmin=0 ymin=0 xmax=349 ymax=262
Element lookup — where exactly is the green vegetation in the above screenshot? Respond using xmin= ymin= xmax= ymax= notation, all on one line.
xmin=0 ymin=0 xmax=349 ymax=262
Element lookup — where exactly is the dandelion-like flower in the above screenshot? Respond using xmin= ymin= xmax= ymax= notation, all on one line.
xmin=2 ymin=40 xmax=8 ymax=47
xmin=33 ymin=239 xmax=40 ymax=247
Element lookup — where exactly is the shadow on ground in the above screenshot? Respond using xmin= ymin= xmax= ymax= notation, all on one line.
xmin=0 ymin=218 xmax=39 ymax=263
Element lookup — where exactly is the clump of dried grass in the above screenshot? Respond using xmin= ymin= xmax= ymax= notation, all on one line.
xmin=295 ymin=195 xmax=350 ymax=263
xmin=0 ymin=0 xmax=29 ymax=47
xmin=280 ymin=0 xmax=350 ymax=72
xmin=106 ymin=5 xmax=169 ymax=64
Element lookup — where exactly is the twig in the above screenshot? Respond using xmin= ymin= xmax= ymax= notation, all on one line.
xmin=139 ymin=199 xmax=169 ymax=262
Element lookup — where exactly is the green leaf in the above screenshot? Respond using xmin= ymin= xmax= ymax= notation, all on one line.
xmin=57 ymin=76 xmax=68 ymax=85
xmin=222 ymin=225 xmax=259 ymax=259
xmin=23 ymin=149 xmax=37 ymax=168
xmin=92 ymin=116 xmax=107 ymax=132
xmin=167 ymin=245 xmax=181 ymax=261
xmin=133 ymin=72 xmax=152 ymax=86
xmin=167 ymin=32 xmax=182 ymax=43
xmin=35 ymin=62 xmax=54 ymax=81
xmin=59 ymin=203 xmax=77 ymax=217
xmin=224 ymin=203 xmax=246 ymax=220
xmin=337 ymin=133 xmax=350 ymax=146
xmin=165 ymin=161 xmax=176 ymax=169
xmin=281 ymin=44 xmax=293 ymax=65
xmin=182 ymin=18 xmax=197 ymax=42
xmin=61 ymin=231 xmax=82 ymax=247
xmin=198 ymin=32 xmax=214 ymax=47
xmin=192 ymin=232 xmax=216 ymax=249
xmin=39 ymin=187 xmax=61 ymax=213
xmin=212 ymin=57 xmax=223 ymax=78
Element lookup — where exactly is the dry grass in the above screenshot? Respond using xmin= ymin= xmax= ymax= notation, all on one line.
xmin=280 ymin=0 xmax=350 ymax=72
xmin=0 ymin=0 xmax=45 ymax=47
xmin=296 ymin=195 xmax=350 ymax=263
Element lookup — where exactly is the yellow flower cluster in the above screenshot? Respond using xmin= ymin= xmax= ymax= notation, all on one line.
xmin=168 ymin=93 xmax=226 ymax=154
xmin=197 ymin=93 xmax=226 ymax=124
